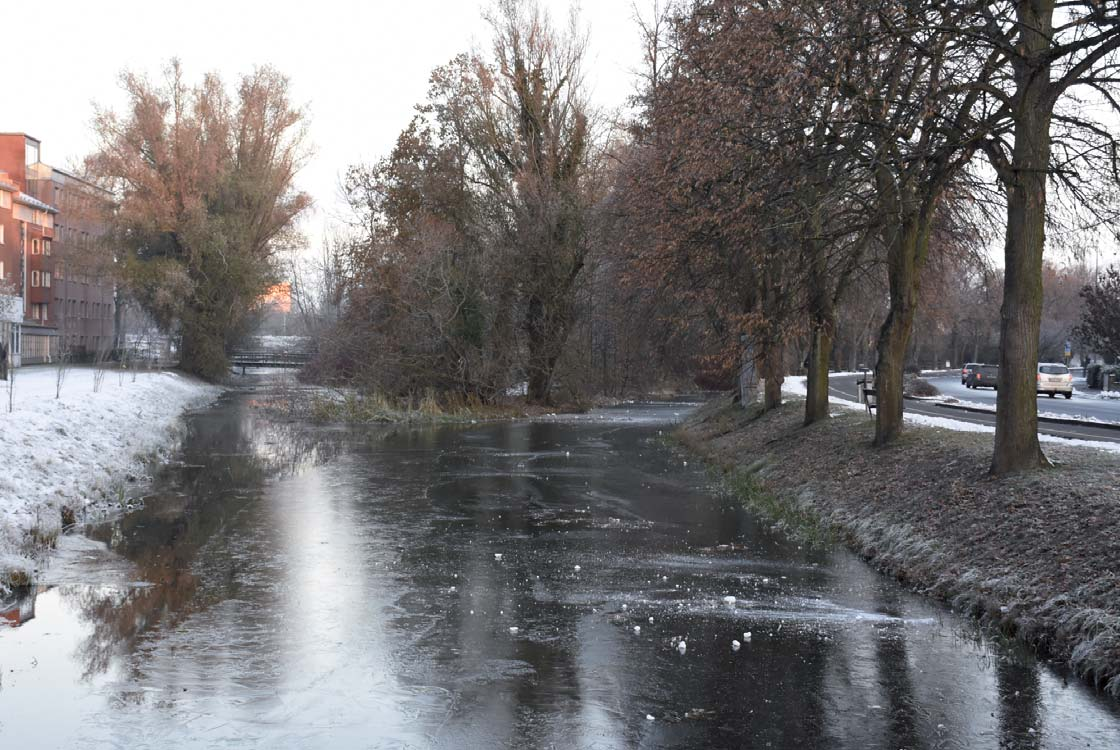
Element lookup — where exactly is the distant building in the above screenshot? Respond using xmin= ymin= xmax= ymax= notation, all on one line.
xmin=0 ymin=133 xmax=117 ymax=364
xmin=0 ymin=172 xmax=24 ymax=364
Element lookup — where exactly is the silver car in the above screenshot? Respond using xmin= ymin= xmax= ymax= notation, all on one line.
xmin=1037 ymin=363 xmax=1073 ymax=399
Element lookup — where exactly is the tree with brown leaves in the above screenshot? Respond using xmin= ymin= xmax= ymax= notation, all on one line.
xmin=88 ymin=61 xmax=310 ymax=379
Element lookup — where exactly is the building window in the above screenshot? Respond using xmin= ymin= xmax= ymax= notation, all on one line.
xmin=31 ymin=270 xmax=41 ymax=287
xmin=0 ymin=191 xmax=10 ymax=209
xmin=43 ymin=239 xmax=51 ymax=256
xmin=0 ymin=224 xmax=4 ymax=244
xmin=56 ymin=262 xmax=63 ymax=280
xmin=0 ymin=260 xmax=4 ymax=280
xmin=31 ymin=239 xmax=40 ymax=255
xmin=43 ymin=272 xmax=51 ymax=288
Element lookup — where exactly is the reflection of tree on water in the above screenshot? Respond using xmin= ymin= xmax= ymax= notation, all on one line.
xmin=63 ymin=390 xmax=344 ymax=682
xmin=996 ymin=654 xmax=1042 ymax=749
xmin=873 ymin=615 xmax=923 ymax=748
xmin=65 ymin=574 xmax=199 ymax=682
xmin=0 ymin=585 xmax=39 ymax=627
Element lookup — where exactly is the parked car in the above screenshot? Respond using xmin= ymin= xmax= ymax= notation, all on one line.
xmin=1037 ymin=363 xmax=1073 ymax=399
xmin=961 ymin=362 xmax=983 ymax=384
xmin=966 ymin=364 xmax=999 ymax=389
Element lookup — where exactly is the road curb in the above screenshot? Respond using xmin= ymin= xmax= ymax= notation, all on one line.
xmin=930 ymin=400 xmax=1120 ymax=432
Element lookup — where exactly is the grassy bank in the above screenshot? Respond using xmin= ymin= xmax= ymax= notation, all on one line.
xmin=279 ymin=387 xmax=595 ymax=425
xmin=679 ymin=394 xmax=1120 ymax=699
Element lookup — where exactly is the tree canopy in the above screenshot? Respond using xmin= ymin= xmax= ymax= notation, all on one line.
xmin=89 ymin=61 xmax=310 ymax=379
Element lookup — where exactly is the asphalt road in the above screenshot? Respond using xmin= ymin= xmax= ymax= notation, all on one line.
xmin=927 ymin=373 xmax=1120 ymax=422
xmin=828 ymin=372 xmax=1120 ymax=444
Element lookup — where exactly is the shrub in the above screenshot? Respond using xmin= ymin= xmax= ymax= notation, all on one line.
xmin=904 ymin=376 xmax=940 ymax=398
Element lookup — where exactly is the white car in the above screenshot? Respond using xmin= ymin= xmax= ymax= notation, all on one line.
xmin=1037 ymin=363 xmax=1073 ymax=399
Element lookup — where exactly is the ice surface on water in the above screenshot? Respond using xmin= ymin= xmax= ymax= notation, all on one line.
xmin=35 ymin=533 xmax=143 ymax=588
xmin=1 ymin=396 xmax=1117 ymax=749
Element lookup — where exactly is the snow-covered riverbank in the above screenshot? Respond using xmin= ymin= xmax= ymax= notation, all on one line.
xmin=1 ymin=366 xmax=220 ymax=574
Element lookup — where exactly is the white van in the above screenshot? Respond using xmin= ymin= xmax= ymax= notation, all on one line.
xmin=1037 ymin=363 xmax=1073 ymax=399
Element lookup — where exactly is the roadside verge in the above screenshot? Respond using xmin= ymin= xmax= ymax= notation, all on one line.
xmin=928 ymin=399 xmax=1120 ymax=431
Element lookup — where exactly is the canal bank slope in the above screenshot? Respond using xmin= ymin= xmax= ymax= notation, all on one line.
xmin=679 ymin=394 xmax=1120 ymax=699
xmin=1 ymin=366 xmax=220 ymax=581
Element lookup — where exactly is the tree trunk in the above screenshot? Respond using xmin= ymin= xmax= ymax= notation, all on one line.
xmin=804 ymin=325 xmax=833 ymax=425
xmin=803 ymin=230 xmax=833 ymax=426
xmin=874 ymin=212 xmax=930 ymax=445
xmin=527 ymin=364 xmax=552 ymax=404
xmin=760 ymin=341 xmax=784 ymax=411
xmin=178 ymin=308 xmax=230 ymax=381
xmin=179 ymin=331 xmax=228 ymax=381
xmin=113 ymin=287 xmax=125 ymax=352
xmin=874 ymin=313 xmax=909 ymax=445
xmin=991 ymin=7 xmax=1053 ymax=474
xmin=524 ymin=294 xmax=548 ymax=404
xmin=526 ymin=292 xmax=569 ymax=406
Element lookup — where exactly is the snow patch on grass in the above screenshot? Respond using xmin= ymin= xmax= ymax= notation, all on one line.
xmin=781 ymin=375 xmax=866 ymax=413
xmin=934 ymin=396 xmax=1120 ymax=426
xmin=1082 ymin=390 xmax=1120 ymax=401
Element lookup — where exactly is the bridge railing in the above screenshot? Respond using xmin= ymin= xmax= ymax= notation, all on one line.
xmin=228 ymin=349 xmax=315 ymax=370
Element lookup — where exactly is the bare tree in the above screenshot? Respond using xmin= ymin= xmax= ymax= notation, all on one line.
xmin=979 ymin=1 xmax=1120 ymax=473
xmin=93 ymin=341 xmax=110 ymax=394
xmin=55 ymin=348 xmax=72 ymax=399
xmin=288 ymin=233 xmax=347 ymax=339
xmin=471 ymin=0 xmax=601 ymax=404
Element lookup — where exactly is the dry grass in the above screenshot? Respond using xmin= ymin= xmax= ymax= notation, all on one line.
xmin=291 ymin=387 xmax=591 ymax=424
xmin=680 ymin=394 xmax=1120 ymax=699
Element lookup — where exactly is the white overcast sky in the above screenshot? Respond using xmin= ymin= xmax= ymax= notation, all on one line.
xmin=13 ymin=0 xmax=645 ymax=249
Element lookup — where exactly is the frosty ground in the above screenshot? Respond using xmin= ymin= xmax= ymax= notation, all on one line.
xmin=1 ymin=365 xmax=218 ymax=582
xmin=679 ymin=385 xmax=1120 ymax=699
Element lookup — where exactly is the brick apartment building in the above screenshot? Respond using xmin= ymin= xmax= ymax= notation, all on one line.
xmin=0 ymin=133 xmax=116 ymax=366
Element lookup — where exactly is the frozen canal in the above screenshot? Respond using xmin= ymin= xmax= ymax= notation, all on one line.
xmin=2 ymin=385 xmax=1119 ymax=748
